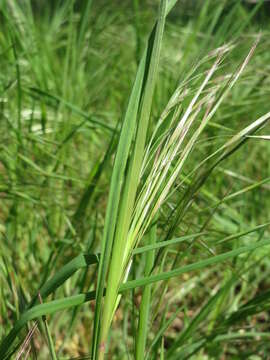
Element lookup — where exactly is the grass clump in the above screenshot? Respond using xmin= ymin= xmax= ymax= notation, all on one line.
xmin=0 ymin=0 xmax=270 ymax=359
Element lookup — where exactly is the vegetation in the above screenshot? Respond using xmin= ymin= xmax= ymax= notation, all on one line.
xmin=0 ymin=0 xmax=270 ymax=359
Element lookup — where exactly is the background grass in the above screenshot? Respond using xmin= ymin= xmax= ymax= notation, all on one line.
xmin=0 ymin=0 xmax=270 ymax=359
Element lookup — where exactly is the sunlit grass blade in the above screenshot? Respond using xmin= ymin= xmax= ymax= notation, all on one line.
xmin=30 ymin=254 xmax=99 ymax=308
xmin=121 ymin=239 xmax=270 ymax=291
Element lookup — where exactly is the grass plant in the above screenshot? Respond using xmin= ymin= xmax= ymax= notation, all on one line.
xmin=0 ymin=0 xmax=270 ymax=359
